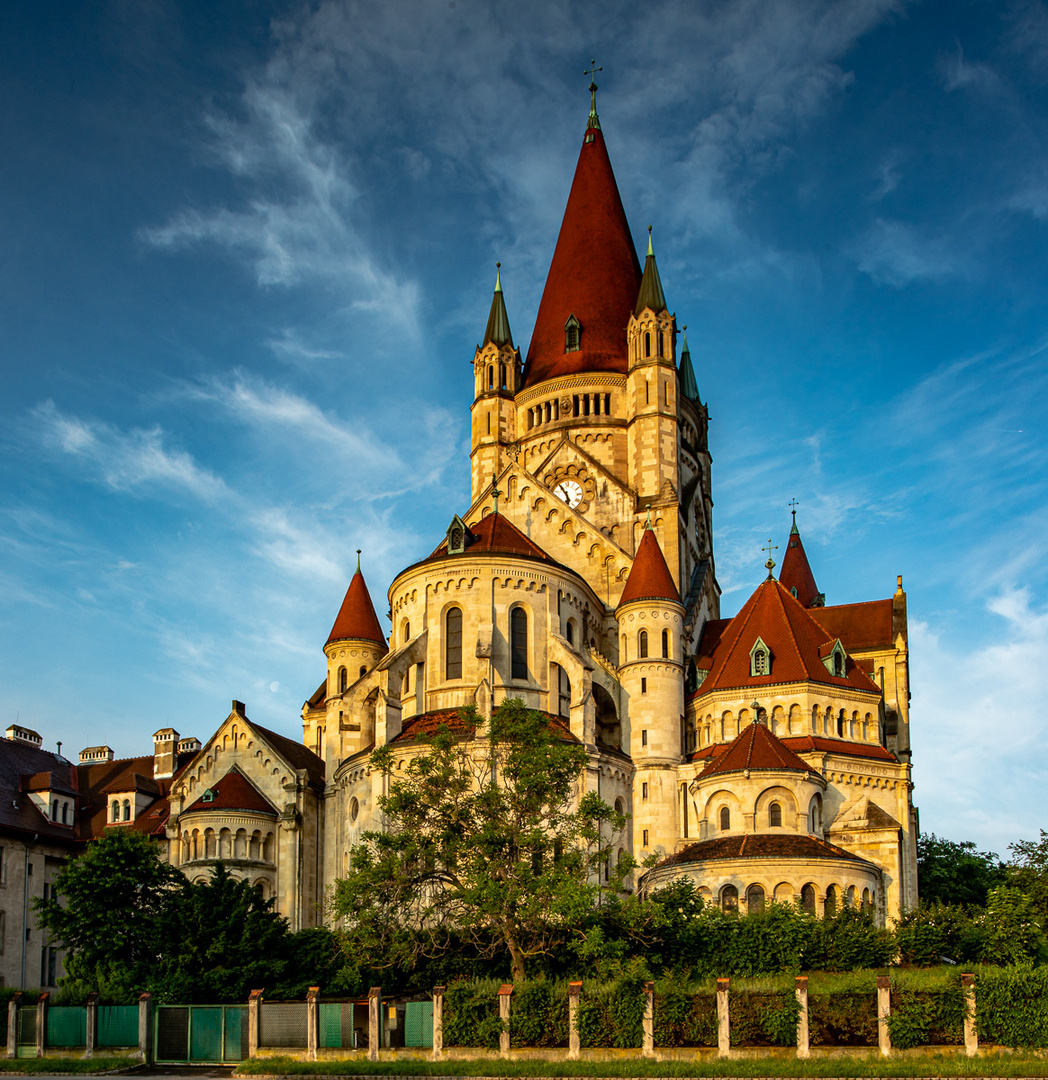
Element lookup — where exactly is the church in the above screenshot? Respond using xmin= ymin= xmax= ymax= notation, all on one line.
xmin=6 ymin=86 xmax=916 ymax=946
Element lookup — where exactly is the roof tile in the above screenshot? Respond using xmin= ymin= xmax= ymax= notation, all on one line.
xmin=618 ymin=528 xmax=680 ymax=606
xmin=699 ymin=722 xmax=813 ymax=779
xmin=327 ymin=570 xmax=388 ymax=649
xmin=654 ymin=832 xmax=874 ymax=870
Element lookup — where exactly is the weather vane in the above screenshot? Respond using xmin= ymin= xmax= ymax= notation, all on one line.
xmin=585 ymin=60 xmax=602 ymax=128
xmin=788 ymin=498 xmax=799 ymax=524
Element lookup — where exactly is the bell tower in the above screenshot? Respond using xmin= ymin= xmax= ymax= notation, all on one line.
xmin=471 ymin=265 xmax=521 ymax=502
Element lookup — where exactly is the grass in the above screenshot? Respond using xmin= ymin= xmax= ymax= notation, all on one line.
xmin=234 ymin=1052 xmax=1048 ymax=1077
xmin=652 ymin=965 xmax=995 ymax=995
xmin=0 ymin=1055 xmax=140 ymax=1073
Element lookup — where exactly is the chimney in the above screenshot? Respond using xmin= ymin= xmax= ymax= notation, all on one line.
xmin=6 ymin=725 xmax=42 ymax=747
xmin=152 ymin=728 xmax=180 ymax=780
xmin=78 ymin=746 xmax=115 ymax=764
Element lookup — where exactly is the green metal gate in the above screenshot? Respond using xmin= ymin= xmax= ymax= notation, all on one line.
xmin=404 ymin=1001 xmax=433 ymax=1048
xmin=155 ymin=1005 xmax=248 ymax=1064
xmin=16 ymin=1005 xmax=36 ymax=1058
xmin=46 ymin=1006 xmax=87 ymax=1048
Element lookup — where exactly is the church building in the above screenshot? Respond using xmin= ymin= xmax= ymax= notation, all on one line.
xmin=23 ymin=86 xmax=917 ymax=931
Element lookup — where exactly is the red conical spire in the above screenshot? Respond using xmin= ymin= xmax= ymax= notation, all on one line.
xmin=327 ymin=554 xmax=387 ymax=649
xmin=618 ymin=527 xmax=680 ymax=607
xmin=522 ymin=112 xmax=641 ymax=388
xmin=779 ymin=511 xmax=824 ymax=608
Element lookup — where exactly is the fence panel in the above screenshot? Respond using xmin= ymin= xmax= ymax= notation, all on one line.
xmin=189 ymin=1007 xmax=223 ymax=1062
xmin=259 ymin=1002 xmax=308 ymax=1048
xmin=156 ymin=1006 xmax=190 ymax=1063
xmin=97 ymin=1005 xmax=138 ymax=1047
xmin=223 ymin=1006 xmax=248 ymax=1061
xmin=46 ymin=1006 xmax=87 ymax=1048
xmin=320 ymin=1003 xmax=341 ymax=1048
xmin=405 ymin=1001 xmax=433 ymax=1048
xmin=17 ymin=1005 xmax=36 ymax=1051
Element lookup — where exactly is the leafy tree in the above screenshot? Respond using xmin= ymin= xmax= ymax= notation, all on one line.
xmin=1009 ymin=830 xmax=1048 ymax=921
xmin=332 ymin=699 xmax=629 ymax=981
xmin=34 ymin=828 xmax=184 ymax=998
xmin=917 ymin=833 xmax=1006 ymax=907
xmin=980 ymin=885 xmax=1047 ymax=966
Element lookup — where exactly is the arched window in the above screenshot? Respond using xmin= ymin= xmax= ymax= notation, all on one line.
xmin=639 ymin=630 xmax=648 ymax=658
xmin=721 ymin=884 xmax=738 ymax=913
xmin=746 ymin=884 xmax=765 ymax=913
xmin=846 ymin=885 xmax=857 ymax=909
xmin=825 ymin=885 xmax=839 ymax=916
xmin=511 ymin=608 xmax=528 ymax=680
xmin=62 ymin=802 xmax=69 ymax=825
xmin=338 ymin=666 xmax=347 ymax=694
xmin=51 ymin=802 xmax=58 ymax=822
xmin=445 ymin=607 xmax=463 ymax=680
xmin=661 ymin=629 xmax=669 ymax=658
xmin=566 ymin=620 xmax=574 ymax=645
xmin=402 ymin=620 xmax=410 ymax=644
xmin=644 ymin=331 xmax=651 ymax=358
xmin=837 ymin=710 xmax=845 ymax=737
xmin=862 ymin=887 xmax=871 ymax=910
xmin=753 ymin=649 xmax=767 ymax=674
xmin=809 ymin=795 xmax=822 ymax=834
xmin=719 ymin=806 xmax=730 ymax=831
xmin=801 ymin=884 xmax=817 ymax=914
xmin=122 ymin=799 xmax=131 ymax=822
xmin=111 ymin=800 xmax=120 ymax=822
xmin=487 ymin=365 xmax=494 ymax=389
xmin=657 ymin=331 xmax=664 ymax=358
xmin=359 ymin=665 xmax=367 ymax=678
xmin=769 ymin=802 xmax=782 ymax=828
xmin=499 ymin=363 xmax=507 ymax=389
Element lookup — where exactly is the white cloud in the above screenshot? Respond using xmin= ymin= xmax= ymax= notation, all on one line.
xmin=852 ymin=218 xmax=966 ymax=286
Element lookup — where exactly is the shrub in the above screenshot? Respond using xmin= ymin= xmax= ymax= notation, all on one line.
xmin=443 ymin=981 xmax=501 ymax=1048
xmin=510 ymin=979 xmax=568 ymax=1048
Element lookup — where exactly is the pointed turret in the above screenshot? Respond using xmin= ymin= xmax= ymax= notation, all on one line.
xmin=482 ymin=264 xmax=513 ymax=348
xmin=522 ymin=88 xmax=642 ymax=388
xmin=618 ymin=525 xmax=680 ymax=607
xmin=778 ymin=512 xmax=824 ymax=608
xmin=327 ymin=556 xmax=387 ymax=649
xmin=635 ymin=228 xmax=667 ymax=315
xmin=678 ymin=327 xmax=700 ymax=402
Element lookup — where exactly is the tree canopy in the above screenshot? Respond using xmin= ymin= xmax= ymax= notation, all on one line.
xmin=916 ymin=832 xmax=1007 ymax=907
xmin=332 ymin=699 xmax=630 ymax=981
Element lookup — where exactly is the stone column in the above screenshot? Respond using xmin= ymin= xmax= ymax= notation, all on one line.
xmin=35 ymin=993 xmax=47 ymax=1059
xmin=6 ymin=994 xmax=19 ymax=1059
xmin=248 ymin=990 xmax=263 ymax=1058
xmin=962 ymin=974 xmax=977 ymax=1057
xmin=431 ymin=986 xmax=445 ymax=1061
xmin=567 ymin=981 xmax=582 ymax=1061
xmin=498 ymin=984 xmax=513 ymax=1057
xmin=876 ymin=976 xmax=891 ymax=1057
xmin=642 ymin=981 xmax=655 ymax=1058
xmin=367 ymin=987 xmax=381 ymax=1062
xmin=306 ymin=986 xmax=320 ymax=1061
xmin=137 ymin=993 xmax=152 ymax=1063
xmin=716 ymin=978 xmax=730 ymax=1059
xmin=85 ymin=993 xmax=98 ymax=1059
xmin=795 ymin=976 xmax=809 ymax=1058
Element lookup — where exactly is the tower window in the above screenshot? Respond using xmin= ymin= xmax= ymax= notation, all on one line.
xmin=487 ymin=365 xmax=494 ymax=389
xmin=720 ymin=806 xmax=730 ymax=831
xmin=338 ymin=667 xmax=347 ymax=694
xmin=644 ymin=332 xmax=651 ymax=358
xmin=657 ymin=331 xmax=664 ymax=358
xmin=641 ymin=678 xmax=647 ymax=694
xmin=565 ymin=315 xmax=580 ymax=352
xmin=446 ymin=607 xmax=463 ymax=680
xmin=641 ymin=729 xmax=648 ymax=746
xmin=642 ymin=782 xmax=648 ymax=800
xmin=511 ymin=607 xmax=528 ymax=680
xmin=769 ymin=802 xmax=782 ymax=828
xmin=639 ymin=630 xmax=648 ymax=658
xmin=642 ymin=829 xmax=649 ymax=846
xmin=661 ymin=629 xmax=669 ymax=658
xmin=499 ymin=363 xmax=506 ymax=389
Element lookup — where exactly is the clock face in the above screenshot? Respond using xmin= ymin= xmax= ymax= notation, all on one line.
xmin=554 ymin=480 xmax=583 ymax=508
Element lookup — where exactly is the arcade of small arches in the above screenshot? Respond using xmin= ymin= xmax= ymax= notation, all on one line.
xmin=526 ymin=391 xmax=614 ymax=430
xmin=178 ymin=825 xmax=276 ymax=866
xmin=707 ymin=880 xmax=877 ymax=916
xmin=687 ymin=788 xmax=825 ymax=839
xmin=688 ymin=704 xmax=881 ymax=750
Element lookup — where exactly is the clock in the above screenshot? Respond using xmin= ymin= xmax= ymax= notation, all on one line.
xmin=554 ymin=480 xmax=583 ymax=508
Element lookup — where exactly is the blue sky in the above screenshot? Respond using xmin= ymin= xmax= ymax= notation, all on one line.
xmin=1 ymin=0 xmax=1046 ymax=856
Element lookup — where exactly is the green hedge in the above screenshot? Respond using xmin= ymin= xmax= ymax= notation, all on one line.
xmin=977 ymin=967 xmax=1048 ymax=1047
xmin=510 ymin=981 xmax=568 ymax=1049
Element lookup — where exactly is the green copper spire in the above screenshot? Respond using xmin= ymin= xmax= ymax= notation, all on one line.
xmin=585 ymin=61 xmax=602 ymax=131
xmin=678 ymin=325 xmax=700 ymax=402
xmin=482 ymin=262 xmax=513 ymax=348
xmin=634 ymin=226 xmax=667 ymax=315
xmin=789 ymin=499 xmax=800 ymax=536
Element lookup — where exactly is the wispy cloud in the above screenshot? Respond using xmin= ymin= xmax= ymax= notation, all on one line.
xmin=851 ymin=218 xmax=967 ymax=286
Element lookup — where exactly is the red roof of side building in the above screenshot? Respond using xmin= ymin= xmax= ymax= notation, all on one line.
xmin=618 ymin=528 xmax=680 ymax=607
xmin=521 ymin=125 xmax=642 ymax=388
xmin=392 ymin=708 xmax=579 ymax=746
xmin=778 ymin=522 xmax=822 ymax=608
xmin=428 ymin=512 xmax=559 ymax=564
xmin=688 ymin=734 xmax=898 ymax=766
xmin=655 ymin=832 xmax=873 ymax=870
xmin=327 ymin=569 xmax=388 ymax=649
xmin=699 ymin=721 xmax=814 ymax=779
xmin=182 ymin=766 xmax=277 ymax=816
xmin=691 ymin=577 xmax=881 ymax=696
xmin=810 ymin=599 xmax=895 ymax=652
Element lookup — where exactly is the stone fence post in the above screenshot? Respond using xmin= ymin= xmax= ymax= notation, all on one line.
xmin=367 ymin=987 xmax=381 ymax=1062
xmin=137 ymin=992 xmax=152 ymax=1063
xmin=642 ymin=981 xmax=655 ymax=1058
xmin=716 ymin=978 xmax=730 ymax=1058
xmin=305 ymin=986 xmax=319 ymax=1061
xmin=876 ymin=976 xmax=891 ymax=1057
xmin=962 ymin=974 xmax=978 ymax=1057
xmin=6 ymin=993 xmax=19 ymax=1059
xmin=498 ymin=984 xmax=513 ymax=1057
xmin=795 ymin=976 xmax=809 ymax=1059
xmin=85 ymin=992 xmax=99 ymax=1059
xmin=567 ymin=981 xmax=582 ymax=1061
xmin=35 ymin=993 xmax=47 ymax=1058
xmin=248 ymin=989 xmax=263 ymax=1059
xmin=431 ymin=986 xmax=445 ymax=1061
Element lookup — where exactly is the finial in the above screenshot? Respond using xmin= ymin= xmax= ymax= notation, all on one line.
xmin=789 ymin=498 xmax=799 ymax=535
xmin=750 ymin=700 xmax=762 ymax=723
xmin=495 ymin=262 xmax=502 ymax=293
xmin=585 ymin=60 xmax=602 ymax=130
xmin=355 ymin=549 xmax=361 ymax=573
xmin=492 ymin=473 xmax=501 ymax=514
xmin=647 ymin=225 xmax=654 ymax=257
xmin=762 ymin=539 xmax=778 ymax=578
xmin=644 ymin=504 xmax=652 ymax=529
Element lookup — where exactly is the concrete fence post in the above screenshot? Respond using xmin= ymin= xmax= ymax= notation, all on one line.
xmin=642 ymin=981 xmax=655 ymax=1058
xmin=6 ymin=993 xmax=19 ymax=1059
xmin=305 ymin=986 xmax=320 ymax=1061
xmin=247 ymin=989 xmax=263 ymax=1058
xmin=567 ymin=981 xmax=582 ymax=1061
xmin=876 ymin=976 xmax=891 ymax=1057
xmin=498 ymin=984 xmax=513 ymax=1057
xmin=85 ymin=992 xmax=99 ymax=1059
xmin=137 ymin=992 xmax=152 ymax=1064
xmin=961 ymin=974 xmax=978 ymax=1057
xmin=716 ymin=978 xmax=730 ymax=1058
xmin=367 ymin=987 xmax=381 ymax=1062
xmin=431 ymin=986 xmax=445 ymax=1061
xmin=795 ymin=976 xmax=809 ymax=1059
xmin=35 ymin=993 xmax=47 ymax=1058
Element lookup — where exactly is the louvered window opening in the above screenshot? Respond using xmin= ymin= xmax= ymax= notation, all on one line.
xmin=259 ymin=1002 xmax=308 ymax=1047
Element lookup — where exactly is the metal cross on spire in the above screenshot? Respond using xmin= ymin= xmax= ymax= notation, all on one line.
xmin=585 ymin=60 xmax=602 ymax=130
xmin=491 ymin=473 xmax=501 ymax=514
xmin=762 ymin=538 xmax=779 ymax=578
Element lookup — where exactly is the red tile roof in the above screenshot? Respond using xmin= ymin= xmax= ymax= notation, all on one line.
xmin=327 ymin=570 xmax=388 ymax=649
xmin=429 ymin=512 xmax=558 ymax=564
xmin=654 ymin=832 xmax=873 ymax=870
xmin=699 ymin=721 xmax=813 ymax=779
xmin=779 ymin=524 xmax=822 ymax=608
xmin=182 ymin=767 xmax=277 ymax=816
xmin=692 ymin=578 xmax=881 ymax=696
xmin=780 ymin=735 xmax=898 ymax=762
xmin=618 ymin=528 xmax=680 ymax=606
xmin=392 ymin=708 xmax=578 ymax=746
xmin=521 ymin=126 xmax=642 ymax=388
xmin=811 ymin=599 xmax=895 ymax=652
xmin=249 ymin=721 xmax=326 ymax=788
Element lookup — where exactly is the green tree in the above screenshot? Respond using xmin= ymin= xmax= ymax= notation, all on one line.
xmin=1009 ymin=830 xmax=1048 ymax=921
xmin=980 ymin=885 xmax=1047 ymax=966
xmin=332 ymin=699 xmax=629 ymax=981
xmin=917 ymin=833 xmax=1006 ymax=907
xmin=34 ymin=828 xmax=184 ymax=999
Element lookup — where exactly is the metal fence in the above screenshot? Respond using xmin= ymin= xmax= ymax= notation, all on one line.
xmin=97 ymin=1005 xmax=138 ymax=1047
xmin=46 ymin=1006 xmax=87 ymax=1048
xmin=154 ymin=1004 xmax=247 ymax=1064
xmin=258 ymin=1001 xmax=308 ymax=1048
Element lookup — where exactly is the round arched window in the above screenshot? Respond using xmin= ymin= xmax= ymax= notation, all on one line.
xmin=349 ymin=797 xmax=359 ymax=823
xmin=769 ymin=802 xmax=782 ymax=827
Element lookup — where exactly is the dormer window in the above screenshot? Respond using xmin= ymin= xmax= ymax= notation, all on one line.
xmin=446 ymin=515 xmax=471 ymax=555
xmin=201 ymin=788 xmax=215 ymax=803
xmin=564 ymin=315 xmax=581 ymax=353
xmin=749 ymin=636 xmax=771 ymax=677
xmin=822 ymin=639 xmax=847 ymax=678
